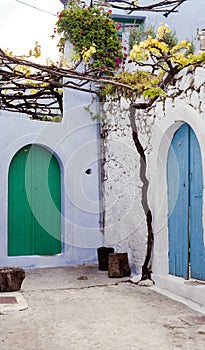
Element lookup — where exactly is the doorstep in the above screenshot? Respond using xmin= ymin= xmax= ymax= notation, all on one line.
xmin=0 ymin=292 xmax=28 ymax=314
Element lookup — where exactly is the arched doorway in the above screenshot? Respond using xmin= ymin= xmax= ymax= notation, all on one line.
xmin=167 ymin=123 xmax=205 ymax=280
xmin=8 ymin=144 xmax=61 ymax=256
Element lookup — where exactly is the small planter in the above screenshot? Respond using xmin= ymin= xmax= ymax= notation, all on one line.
xmin=97 ymin=247 xmax=114 ymax=271
xmin=0 ymin=267 xmax=25 ymax=292
xmin=108 ymin=253 xmax=131 ymax=278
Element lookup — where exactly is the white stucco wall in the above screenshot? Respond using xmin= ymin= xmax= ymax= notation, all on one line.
xmin=101 ymin=98 xmax=147 ymax=274
xmin=138 ymin=1 xmax=205 ymax=46
xmin=0 ymin=89 xmax=103 ymax=268
xmin=102 ymin=65 xmax=205 ymax=305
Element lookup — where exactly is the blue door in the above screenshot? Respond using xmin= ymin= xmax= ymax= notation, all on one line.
xmin=167 ymin=124 xmax=205 ymax=281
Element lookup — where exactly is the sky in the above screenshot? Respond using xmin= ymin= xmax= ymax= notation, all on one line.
xmin=1 ymin=0 xmax=205 ymax=63
xmin=0 ymin=0 xmax=64 ymax=62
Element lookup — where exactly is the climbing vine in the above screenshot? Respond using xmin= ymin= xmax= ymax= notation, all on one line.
xmin=100 ymin=23 xmax=205 ymax=103
xmin=56 ymin=0 xmax=123 ymax=72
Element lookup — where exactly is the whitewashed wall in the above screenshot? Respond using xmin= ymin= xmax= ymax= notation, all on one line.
xmin=138 ymin=1 xmax=205 ymax=46
xmin=0 ymin=91 xmax=103 ymax=269
xmin=102 ymin=65 xmax=205 ymax=305
xmin=101 ymin=97 xmax=147 ymax=274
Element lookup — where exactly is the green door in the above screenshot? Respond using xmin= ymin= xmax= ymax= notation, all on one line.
xmin=8 ymin=144 xmax=61 ymax=256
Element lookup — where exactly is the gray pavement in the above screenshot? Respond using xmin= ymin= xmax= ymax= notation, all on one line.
xmin=0 ymin=264 xmax=205 ymax=349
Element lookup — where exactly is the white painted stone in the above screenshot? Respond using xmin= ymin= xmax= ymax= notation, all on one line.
xmin=164 ymin=98 xmax=174 ymax=115
xmin=200 ymin=101 xmax=205 ymax=114
xmin=138 ymin=279 xmax=154 ymax=287
xmin=154 ymin=101 xmax=164 ymax=120
xmin=103 ymin=102 xmax=111 ymax=112
xmin=190 ymin=90 xmax=200 ymax=109
xmin=199 ymin=86 xmax=205 ymax=104
xmin=186 ymin=89 xmax=192 ymax=98
xmin=167 ymin=86 xmax=177 ymax=97
xmin=176 ymin=67 xmax=188 ymax=80
xmin=130 ymin=275 xmax=141 ymax=284
xmin=120 ymin=96 xmax=130 ymax=110
xmin=194 ymin=67 xmax=205 ymax=89
xmin=179 ymin=73 xmax=194 ymax=92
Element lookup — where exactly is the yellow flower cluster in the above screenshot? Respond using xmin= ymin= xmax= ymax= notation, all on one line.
xmin=171 ymin=40 xmax=192 ymax=53
xmin=129 ymin=44 xmax=149 ymax=62
xmin=130 ymin=35 xmax=169 ymax=61
xmin=130 ymin=24 xmax=198 ymax=70
xmin=81 ymin=44 xmax=96 ymax=63
xmin=28 ymin=42 xmax=41 ymax=58
xmin=156 ymin=23 xmax=171 ymax=40
xmin=171 ymin=53 xmax=189 ymax=66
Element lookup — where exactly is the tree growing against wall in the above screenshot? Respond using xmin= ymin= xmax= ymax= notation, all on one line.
xmin=0 ymin=0 xmax=203 ymax=280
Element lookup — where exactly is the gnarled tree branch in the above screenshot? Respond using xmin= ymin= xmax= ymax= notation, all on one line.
xmin=105 ymin=0 xmax=186 ymax=17
xmin=129 ymin=106 xmax=154 ymax=281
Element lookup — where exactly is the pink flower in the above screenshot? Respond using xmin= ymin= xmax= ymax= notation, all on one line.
xmin=58 ymin=12 xmax=64 ymax=18
xmin=108 ymin=9 xmax=112 ymax=13
xmin=80 ymin=30 xmax=84 ymax=35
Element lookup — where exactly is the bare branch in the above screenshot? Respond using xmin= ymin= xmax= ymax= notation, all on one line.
xmin=0 ymin=48 xmax=134 ymax=119
xmin=105 ymin=0 xmax=187 ymax=16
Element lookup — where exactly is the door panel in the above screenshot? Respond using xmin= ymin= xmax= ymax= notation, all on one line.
xmin=189 ymin=129 xmax=205 ymax=280
xmin=167 ymin=124 xmax=189 ymax=278
xmin=168 ymin=124 xmax=205 ymax=280
xmin=8 ymin=145 xmax=61 ymax=256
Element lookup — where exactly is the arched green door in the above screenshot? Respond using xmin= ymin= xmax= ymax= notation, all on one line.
xmin=8 ymin=145 xmax=61 ymax=256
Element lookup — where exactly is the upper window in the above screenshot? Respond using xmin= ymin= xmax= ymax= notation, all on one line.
xmin=112 ymin=14 xmax=145 ymax=50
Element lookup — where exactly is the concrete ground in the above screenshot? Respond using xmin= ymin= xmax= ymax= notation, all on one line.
xmin=0 ymin=264 xmax=205 ymax=350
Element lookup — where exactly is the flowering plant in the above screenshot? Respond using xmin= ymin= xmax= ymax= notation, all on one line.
xmin=130 ymin=24 xmax=195 ymax=70
xmin=56 ymin=0 xmax=123 ymax=73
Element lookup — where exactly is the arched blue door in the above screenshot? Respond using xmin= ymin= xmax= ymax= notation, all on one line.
xmin=167 ymin=124 xmax=205 ymax=280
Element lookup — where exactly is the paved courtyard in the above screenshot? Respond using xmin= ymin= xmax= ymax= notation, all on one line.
xmin=0 ymin=265 xmax=205 ymax=349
